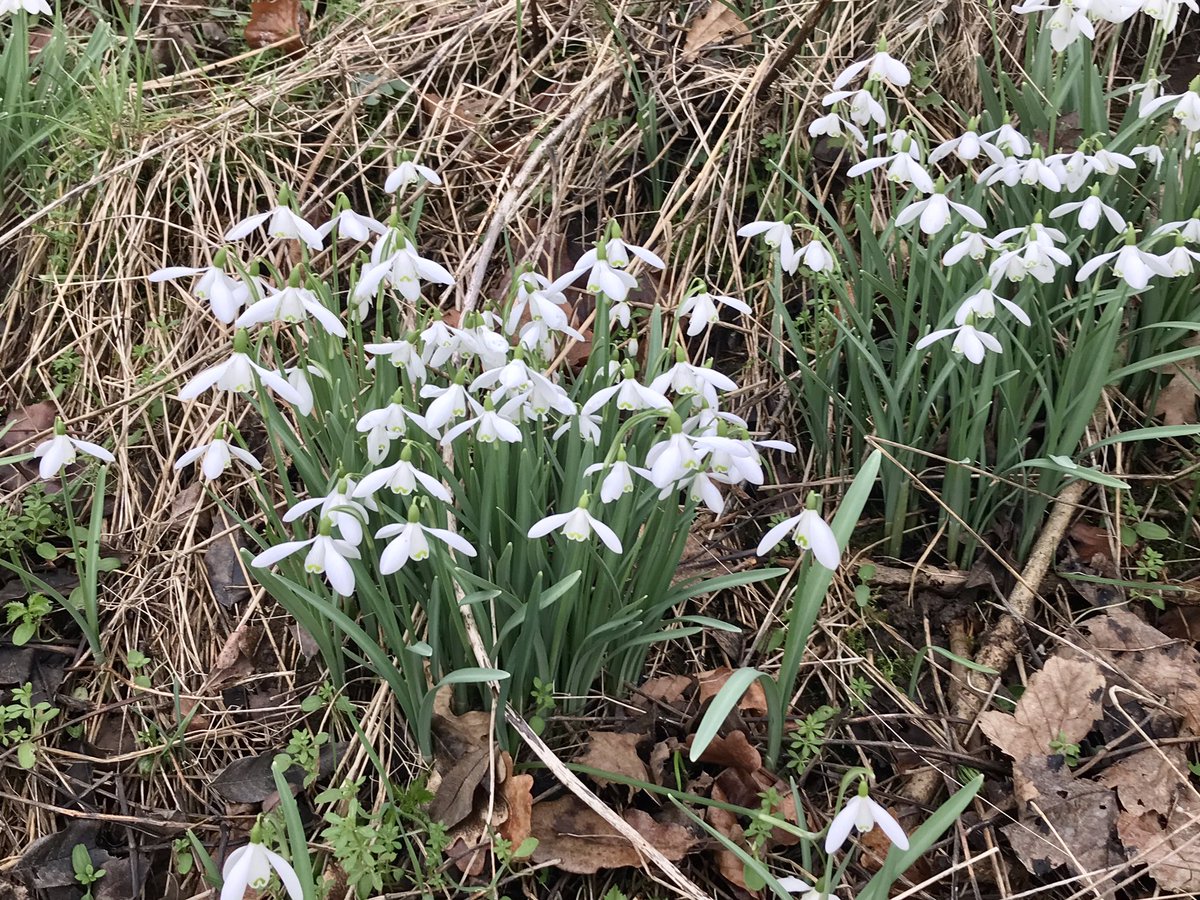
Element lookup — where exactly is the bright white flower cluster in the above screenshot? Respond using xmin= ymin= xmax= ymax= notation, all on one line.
xmin=159 ymin=163 xmax=842 ymax=603
xmin=1013 ymin=0 xmax=1197 ymax=50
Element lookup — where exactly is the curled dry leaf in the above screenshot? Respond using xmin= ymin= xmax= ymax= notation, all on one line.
xmin=245 ymin=0 xmax=307 ymax=53
xmin=530 ymin=796 xmax=696 ymax=873
xmin=575 ymin=731 xmax=649 ymax=788
xmin=685 ymin=729 xmax=761 ymax=772
xmin=1153 ymin=334 xmax=1200 ymax=425
xmin=681 ymin=1 xmax=751 ymax=60
xmin=1117 ymin=794 xmax=1200 ymax=892
xmin=635 ymin=673 xmax=691 ymax=708
xmin=498 ymin=772 xmax=534 ymax=847
xmin=698 ymin=666 xmax=768 ymax=715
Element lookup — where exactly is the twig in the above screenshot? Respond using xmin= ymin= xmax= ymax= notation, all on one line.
xmin=755 ymin=0 xmax=838 ymax=101
xmin=459 ymin=73 xmax=619 ymax=314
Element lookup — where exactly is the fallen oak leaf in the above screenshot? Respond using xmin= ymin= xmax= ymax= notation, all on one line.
xmin=576 ymin=732 xmax=649 ymax=789
xmin=1117 ymin=793 xmax=1200 ymax=892
xmin=529 ymin=795 xmax=696 ymax=873
xmin=681 ymin=1 xmax=751 ymax=60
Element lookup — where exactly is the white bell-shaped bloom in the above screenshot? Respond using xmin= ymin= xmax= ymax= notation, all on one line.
xmin=236 ymin=285 xmax=347 ymax=337
xmin=384 ymin=160 xmax=442 ymax=193
xmin=645 ymin=432 xmax=704 ymax=488
xmin=364 ymin=338 xmax=426 ymax=383
xmin=1141 ymin=87 xmax=1200 ymax=131
xmin=584 ymin=458 xmax=650 ymax=503
xmin=833 ymin=49 xmax=910 ymax=89
xmin=317 ymin=209 xmax=387 ymax=242
xmin=847 ymin=150 xmax=935 ymax=193
xmin=755 ymin=507 xmax=840 ymax=567
xmin=440 ymin=404 xmax=523 ymax=445
xmin=33 ymin=430 xmax=115 ymax=480
xmin=737 ymin=219 xmax=796 ymax=263
xmin=1157 ymin=243 xmax=1200 ymax=277
xmin=677 ymin=290 xmax=752 ymax=336
xmin=1045 ymin=149 xmax=1092 ymax=192
xmin=283 ymin=480 xmax=376 ymax=546
xmin=178 ymin=350 xmax=303 ymax=405
xmin=942 ymin=230 xmax=1002 ymax=266
xmin=1076 ymin=242 xmax=1171 ymax=290
xmin=375 ymin=520 xmax=476 ymax=573
xmin=929 ymin=129 xmax=1006 ymax=164
xmin=581 ymin=377 xmax=672 ymax=415
xmin=1088 ymin=147 xmax=1137 ymax=175
xmin=915 ymin=322 xmax=1003 ymax=364
xmin=796 ymin=238 xmax=836 ymax=274
xmin=578 ymin=237 xmax=665 ymax=271
xmin=251 ymin=530 xmax=361 ymax=597
xmin=807 ymin=113 xmax=866 ymax=147
xmin=979 ymin=122 xmax=1031 ymax=157
xmin=650 ymin=360 xmax=738 ymax=408
xmin=955 ymin=286 xmax=1031 ymax=327
xmin=225 ymin=206 xmax=323 ymax=250
xmin=825 ymin=788 xmax=910 ymax=853
xmin=1152 ymin=217 xmax=1200 ymax=243
xmin=358 ymin=238 xmax=455 ymax=304
xmin=356 ymin=401 xmax=437 ymax=462
xmin=149 ymin=265 xmax=247 ymax=324
xmin=821 ymin=89 xmax=886 ymax=127
xmin=1050 ymin=194 xmax=1127 ymax=232
xmin=174 ymin=436 xmax=262 ymax=482
xmin=552 ymin=411 xmax=603 ymax=445
xmin=420 ymin=382 xmax=479 ymax=431
xmin=354 ymin=457 xmax=452 ymax=502
xmin=895 ymin=191 xmax=986 ymax=235
xmin=776 ymin=876 xmax=833 ymax=900
xmin=527 ymin=501 xmax=623 ymax=553
xmin=1141 ymin=0 xmax=1199 ymax=33
xmin=220 ymin=841 xmax=303 ymax=900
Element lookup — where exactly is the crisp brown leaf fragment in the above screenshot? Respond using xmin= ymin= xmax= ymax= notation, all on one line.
xmin=530 ymin=796 xmax=695 ymax=873
xmin=698 ymin=666 xmax=768 ymax=715
xmin=1153 ymin=335 xmax=1200 ymax=425
xmin=681 ymin=1 xmax=751 ymax=60
xmin=245 ymin=0 xmax=307 ymax=53
xmin=576 ymin=732 xmax=649 ymax=787
xmin=1117 ymin=795 xmax=1200 ymax=892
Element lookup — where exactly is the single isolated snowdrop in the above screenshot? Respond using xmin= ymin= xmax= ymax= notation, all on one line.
xmin=527 ymin=495 xmax=624 ymax=553
xmin=283 ymin=478 xmax=376 ymax=546
xmin=895 ymin=188 xmax=986 ymax=236
xmin=177 ymin=332 xmax=303 ymax=405
xmin=225 ymin=201 xmax=323 ymax=251
xmin=808 ymin=112 xmax=866 ymax=147
xmin=33 ymin=420 xmax=115 ymax=481
xmin=251 ymin=520 xmax=361 ymax=597
xmin=942 ymin=230 xmax=1002 ymax=266
xmin=384 ymin=159 xmax=442 ymax=193
xmin=220 ymin=840 xmax=303 ymax=900
xmin=582 ymin=372 xmax=672 ymax=416
xmin=956 ymin=284 xmax=1031 ymax=327
xmin=585 ymin=450 xmax=650 ymax=503
xmin=832 ymin=43 xmax=911 ymax=90
xmin=821 ymin=89 xmax=887 ymax=128
xmin=755 ymin=497 xmax=840 ymax=568
xmin=825 ymin=781 xmax=910 ymax=854
xmin=174 ymin=427 xmax=262 ymax=482
xmin=677 ymin=284 xmax=752 ymax=336
xmin=915 ymin=320 xmax=1003 ymax=364
xmin=738 ymin=219 xmax=797 ymax=270
xmin=376 ymin=510 xmax=477 ymax=574
xmin=1050 ymin=187 xmax=1127 ymax=232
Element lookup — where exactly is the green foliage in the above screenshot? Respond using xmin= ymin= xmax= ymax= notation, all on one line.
xmin=6 ymin=592 xmax=52 ymax=646
xmin=0 ymin=682 xmax=59 ymax=769
xmin=71 ymin=843 xmax=106 ymax=900
xmin=785 ymin=704 xmax=839 ymax=773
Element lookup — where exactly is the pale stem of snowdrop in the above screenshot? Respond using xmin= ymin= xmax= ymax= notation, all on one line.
xmin=755 ymin=494 xmax=840 ymax=568
xmin=825 ymin=779 xmax=909 ymax=853
xmin=33 ymin=419 xmax=115 ymax=481
xmin=527 ymin=493 xmax=624 ymax=553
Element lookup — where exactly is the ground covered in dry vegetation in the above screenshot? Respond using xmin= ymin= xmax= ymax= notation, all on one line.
xmin=3 ymin=0 xmax=1200 ymax=898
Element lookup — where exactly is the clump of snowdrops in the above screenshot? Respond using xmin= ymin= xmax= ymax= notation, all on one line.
xmin=752 ymin=7 xmax=1200 ymax=565
xmin=156 ymin=168 xmax=860 ymax=754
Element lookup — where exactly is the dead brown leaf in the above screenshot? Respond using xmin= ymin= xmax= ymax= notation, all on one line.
xmin=681 ymin=1 xmax=751 ymax=60
xmin=575 ymin=732 xmax=648 ymax=788
xmin=430 ymin=747 xmax=494 ymax=829
xmin=431 ymin=686 xmax=494 ymax=760
xmin=1003 ymin=758 xmax=1124 ymax=894
xmin=1117 ymin=794 xmax=1200 ymax=892
xmin=245 ymin=0 xmax=307 ymax=53
xmin=207 ymin=622 xmax=258 ymax=688
xmin=498 ymin=773 xmax=534 ymax=847
xmin=1154 ymin=335 xmax=1200 ymax=425
xmin=979 ymin=656 xmax=1105 ymax=776
xmin=698 ymin=666 xmax=767 ymax=715
xmin=636 ymin=673 xmax=691 ymax=707
xmin=1068 ymin=521 xmax=1113 ymax=567
xmin=530 ymin=796 xmax=695 ymax=873
xmin=1098 ymin=745 xmax=1189 ymax=817
xmin=686 ymin=729 xmax=761 ymax=772
xmin=1083 ymin=609 xmax=1200 ymax=732
xmin=204 ymin=525 xmax=251 ymax=607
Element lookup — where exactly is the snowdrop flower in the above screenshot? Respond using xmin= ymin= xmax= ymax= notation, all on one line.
xmin=929 ymin=126 xmax=1005 ymax=164
xmin=1 ymin=0 xmax=53 ymax=13
xmin=915 ymin=321 xmax=1003 ymax=364
xmin=987 ymin=245 xmax=1062 ymax=284
xmin=236 ymin=284 xmax=347 ymax=337
xmin=979 ymin=121 xmax=1031 ymax=157
xmin=317 ymin=208 xmax=388 ymax=242
xmin=174 ymin=428 xmax=262 ymax=482
xmin=220 ymin=841 xmax=303 ymax=900
xmin=825 ymin=782 xmax=909 ymax=853
xmin=682 ymin=471 xmax=726 ymax=514
xmin=895 ymin=188 xmax=986 ymax=235
xmin=578 ymin=234 xmax=665 ymax=271
xmin=421 ymin=380 xmax=479 ymax=431
xmin=1013 ymin=0 xmax=1093 ymax=51
xmin=981 ymin=154 xmax=1062 ymax=190
xmin=357 ymin=395 xmax=437 ymax=462
xmin=755 ymin=500 xmax=840 ymax=567
xmin=651 ymin=357 xmax=738 ymax=408
xmin=33 ymin=421 xmax=115 ymax=480
xmin=1141 ymin=0 xmax=1199 ymax=33
xmin=1045 ymin=149 xmax=1093 ymax=192
xmin=847 ymin=144 xmax=935 ymax=193
xmin=1075 ymin=233 xmax=1171 ymax=290
xmin=955 ymin=284 xmax=1031 ymax=327
xmin=1141 ymin=81 xmax=1200 ymax=131
xmin=178 ymin=333 xmax=303 ymax=405
xmin=677 ymin=286 xmax=752 ymax=336
xmin=1089 ymin=0 xmax=1143 ymax=20
xmin=225 ymin=204 xmax=323 ymax=251
xmin=822 ymin=89 xmax=886 ymax=128
xmin=285 ymin=365 xmax=323 ymax=417
xmin=1131 ymin=144 xmax=1165 ymax=171
xmin=582 ymin=369 xmax=672 ymax=415
xmin=553 ymin=410 xmax=603 ymax=445
xmin=576 ymin=254 xmax=639 ymax=304
xmin=283 ymin=479 xmax=376 ymax=546
xmin=737 ymin=219 xmax=796 ymax=268
xmin=527 ymin=495 xmax=623 ymax=553
xmin=942 ymin=230 xmax=1002 ymax=266
xmin=354 ymin=450 xmax=452 ymax=502
xmin=1050 ymin=188 xmax=1126 ymax=232
xmin=585 ymin=452 xmax=650 ymax=503
xmin=251 ymin=521 xmax=361 ymax=597
xmin=995 ymin=221 xmax=1067 ymax=248
xmin=505 ymin=269 xmax=580 ymax=334
xmin=796 ymin=238 xmax=836 ymax=274
xmin=364 ymin=337 xmax=426 ymax=383
xmin=776 ymin=876 xmax=833 ymax=900
xmin=646 ymin=427 xmax=704 ymax=488
xmin=357 ymin=238 xmax=455 ymax=304
xmin=384 ymin=159 xmax=442 ymax=193
xmin=419 ymin=318 xmax=464 ymax=368
xmin=832 ymin=46 xmax=911 ymax=90
xmin=1153 ymin=215 xmax=1200 ymax=243
xmin=148 ymin=260 xmax=247 ymax=324
xmin=1088 ymin=147 xmax=1137 ymax=175
xmin=1157 ymin=237 xmax=1200 ymax=276
xmin=376 ymin=510 xmax=477 ymax=574
xmin=440 ymin=400 xmax=523 ymax=445
xmin=808 ymin=112 xmax=866 ymax=147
